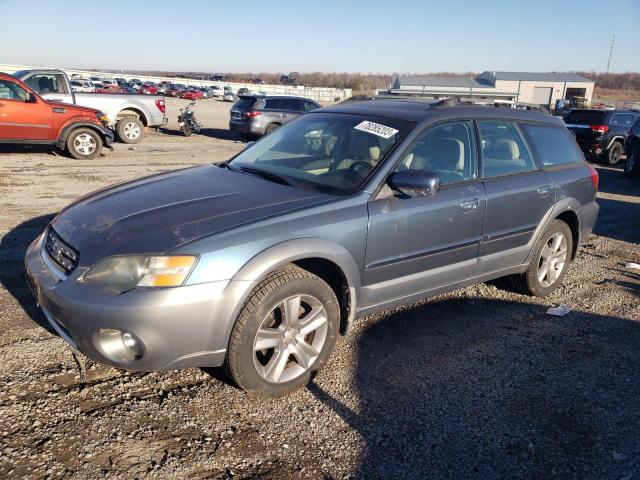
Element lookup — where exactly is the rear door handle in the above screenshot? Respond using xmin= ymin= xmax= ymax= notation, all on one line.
xmin=460 ymin=198 xmax=480 ymax=212
xmin=49 ymin=98 xmax=63 ymax=102
xmin=537 ymin=185 xmax=551 ymax=197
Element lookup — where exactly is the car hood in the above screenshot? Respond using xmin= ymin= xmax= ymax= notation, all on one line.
xmin=51 ymin=165 xmax=332 ymax=266
xmin=45 ymin=99 xmax=100 ymax=115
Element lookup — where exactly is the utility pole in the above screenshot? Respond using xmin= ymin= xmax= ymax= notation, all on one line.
xmin=606 ymin=34 xmax=615 ymax=73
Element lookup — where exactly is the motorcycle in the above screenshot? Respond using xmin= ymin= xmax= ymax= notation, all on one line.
xmin=178 ymin=100 xmax=201 ymax=136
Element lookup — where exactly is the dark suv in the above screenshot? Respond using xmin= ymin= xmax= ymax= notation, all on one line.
xmin=624 ymin=117 xmax=640 ymax=178
xmin=563 ymin=109 xmax=640 ymax=164
xmin=26 ymin=99 xmax=599 ymax=397
xmin=229 ymin=94 xmax=320 ymax=139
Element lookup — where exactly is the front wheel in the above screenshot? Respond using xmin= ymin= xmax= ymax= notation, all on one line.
xmin=509 ymin=220 xmax=573 ymax=297
xmin=180 ymin=123 xmax=191 ymax=136
xmin=66 ymin=128 xmax=103 ymax=160
xmin=624 ymin=152 xmax=640 ymax=178
xmin=226 ymin=265 xmax=340 ymax=397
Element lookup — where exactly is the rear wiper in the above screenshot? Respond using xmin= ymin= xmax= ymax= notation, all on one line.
xmin=239 ymin=166 xmax=293 ymax=187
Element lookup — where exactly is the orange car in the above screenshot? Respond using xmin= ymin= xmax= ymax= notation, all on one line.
xmin=0 ymin=72 xmax=114 ymax=159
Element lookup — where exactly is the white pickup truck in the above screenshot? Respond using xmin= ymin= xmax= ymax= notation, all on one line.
xmin=13 ymin=69 xmax=167 ymax=143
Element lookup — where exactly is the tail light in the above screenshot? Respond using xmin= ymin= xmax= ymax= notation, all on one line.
xmin=590 ymin=125 xmax=609 ymax=134
xmin=244 ymin=111 xmax=262 ymax=118
xmin=587 ymin=164 xmax=599 ymax=192
xmin=155 ymin=99 xmax=166 ymax=113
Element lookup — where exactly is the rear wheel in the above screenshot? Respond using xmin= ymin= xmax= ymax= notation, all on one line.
xmin=605 ymin=141 xmax=623 ymax=165
xmin=116 ymin=116 xmax=144 ymax=144
xmin=265 ymin=123 xmax=280 ymax=135
xmin=226 ymin=265 xmax=340 ymax=397
xmin=624 ymin=152 xmax=640 ymax=178
xmin=66 ymin=128 xmax=102 ymax=160
xmin=509 ymin=220 xmax=573 ymax=297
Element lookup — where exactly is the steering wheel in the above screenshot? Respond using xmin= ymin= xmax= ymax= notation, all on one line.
xmin=348 ymin=160 xmax=374 ymax=174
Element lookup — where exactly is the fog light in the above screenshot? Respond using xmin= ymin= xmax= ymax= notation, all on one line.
xmin=94 ymin=328 xmax=144 ymax=364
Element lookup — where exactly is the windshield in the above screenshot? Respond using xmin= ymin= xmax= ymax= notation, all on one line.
xmin=229 ymin=112 xmax=412 ymax=195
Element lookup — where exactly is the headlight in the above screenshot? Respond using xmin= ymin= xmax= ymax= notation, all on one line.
xmin=96 ymin=111 xmax=109 ymax=125
xmin=83 ymin=255 xmax=197 ymax=292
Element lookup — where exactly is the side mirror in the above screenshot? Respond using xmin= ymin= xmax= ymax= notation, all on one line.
xmin=25 ymin=92 xmax=37 ymax=103
xmin=388 ymin=170 xmax=441 ymax=197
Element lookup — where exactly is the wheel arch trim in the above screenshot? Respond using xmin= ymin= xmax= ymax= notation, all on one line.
xmin=223 ymin=238 xmax=361 ymax=343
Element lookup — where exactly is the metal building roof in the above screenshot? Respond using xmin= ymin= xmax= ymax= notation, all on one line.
xmin=395 ymin=75 xmax=489 ymax=88
xmin=488 ymin=71 xmax=594 ymax=83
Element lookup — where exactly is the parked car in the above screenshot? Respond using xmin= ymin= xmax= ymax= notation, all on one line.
xmin=237 ymin=87 xmax=250 ymax=96
xmin=24 ymin=99 xmax=599 ymax=396
xmin=70 ymin=79 xmax=95 ymax=93
xmin=181 ymin=89 xmax=204 ymax=100
xmin=624 ymin=117 xmax=640 ymax=178
xmin=222 ymin=86 xmax=235 ymax=102
xmin=14 ymin=69 xmax=167 ymax=144
xmin=89 ymin=76 xmax=104 ymax=88
xmin=280 ymin=75 xmax=296 ymax=86
xmin=563 ymin=109 xmax=640 ymax=164
xmin=164 ymin=87 xmax=183 ymax=97
xmin=208 ymin=85 xmax=222 ymax=97
xmin=0 ymin=72 xmax=113 ymax=159
xmin=140 ymin=84 xmax=158 ymax=95
xmin=229 ymin=94 xmax=320 ymax=138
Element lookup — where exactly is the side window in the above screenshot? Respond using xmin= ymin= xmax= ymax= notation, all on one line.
xmin=396 ymin=121 xmax=477 ymax=185
xmin=24 ymin=74 xmax=68 ymax=95
xmin=520 ymin=124 xmax=583 ymax=166
xmin=303 ymin=101 xmax=319 ymax=112
xmin=478 ymin=121 xmax=535 ymax=178
xmin=0 ymin=79 xmax=28 ymax=100
xmin=280 ymin=98 xmax=302 ymax=112
xmin=264 ymin=98 xmax=281 ymax=110
xmin=634 ymin=119 xmax=640 ymax=136
xmin=610 ymin=113 xmax=634 ymax=127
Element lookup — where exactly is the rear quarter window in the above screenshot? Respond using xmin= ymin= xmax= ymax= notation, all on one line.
xmin=520 ymin=123 xmax=583 ymax=166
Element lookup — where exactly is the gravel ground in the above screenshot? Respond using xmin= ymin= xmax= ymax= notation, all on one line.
xmin=0 ymin=104 xmax=639 ymax=479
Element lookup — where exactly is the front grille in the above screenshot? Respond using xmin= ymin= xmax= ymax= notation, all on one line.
xmin=44 ymin=228 xmax=79 ymax=275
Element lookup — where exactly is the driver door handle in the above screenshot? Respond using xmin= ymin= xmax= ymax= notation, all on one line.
xmin=460 ymin=198 xmax=479 ymax=212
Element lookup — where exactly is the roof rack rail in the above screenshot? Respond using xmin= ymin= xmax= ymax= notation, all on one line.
xmin=341 ymin=95 xmax=550 ymax=113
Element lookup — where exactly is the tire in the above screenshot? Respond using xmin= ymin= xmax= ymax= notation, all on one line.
xmin=115 ymin=116 xmax=144 ymax=144
xmin=225 ymin=264 xmax=340 ymax=397
xmin=624 ymin=152 xmax=640 ymax=178
xmin=509 ymin=220 xmax=573 ymax=297
xmin=66 ymin=128 xmax=103 ymax=160
xmin=265 ymin=123 xmax=280 ymax=135
xmin=181 ymin=123 xmax=191 ymax=137
xmin=605 ymin=141 xmax=623 ymax=165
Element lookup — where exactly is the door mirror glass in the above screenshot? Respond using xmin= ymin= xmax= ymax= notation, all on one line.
xmin=25 ymin=92 xmax=37 ymax=103
xmin=388 ymin=170 xmax=440 ymax=197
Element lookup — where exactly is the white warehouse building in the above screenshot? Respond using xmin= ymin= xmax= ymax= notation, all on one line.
xmin=384 ymin=71 xmax=595 ymax=109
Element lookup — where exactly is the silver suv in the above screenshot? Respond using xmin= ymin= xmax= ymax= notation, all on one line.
xmin=25 ymin=99 xmax=599 ymax=397
xmin=229 ymin=94 xmax=320 ymax=139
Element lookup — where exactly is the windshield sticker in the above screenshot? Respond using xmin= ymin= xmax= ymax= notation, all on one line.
xmin=354 ymin=120 xmax=398 ymax=139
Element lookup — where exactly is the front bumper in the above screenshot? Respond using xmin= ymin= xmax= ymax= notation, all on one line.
xmin=100 ymin=125 xmax=115 ymax=147
xmin=24 ymin=234 xmax=234 ymax=371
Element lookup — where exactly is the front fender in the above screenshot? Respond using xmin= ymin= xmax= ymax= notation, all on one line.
xmin=213 ymin=238 xmax=361 ymax=348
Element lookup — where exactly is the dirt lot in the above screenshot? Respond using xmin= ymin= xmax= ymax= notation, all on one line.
xmin=1 ymin=101 xmax=639 ymax=479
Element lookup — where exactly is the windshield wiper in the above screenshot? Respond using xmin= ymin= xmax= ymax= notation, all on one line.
xmin=239 ymin=166 xmax=293 ymax=187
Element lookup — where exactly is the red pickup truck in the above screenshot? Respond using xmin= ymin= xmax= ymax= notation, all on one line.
xmin=0 ymin=73 xmax=113 ymax=159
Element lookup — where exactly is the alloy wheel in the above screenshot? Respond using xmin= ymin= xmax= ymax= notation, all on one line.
xmin=123 ymin=121 xmax=141 ymax=140
xmin=73 ymin=134 xmax=97 ymax=156
xmin=537 ymin=232 xmax=568 ymax=288
xmin=253 ymin=294 xmax=328 ymax=384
